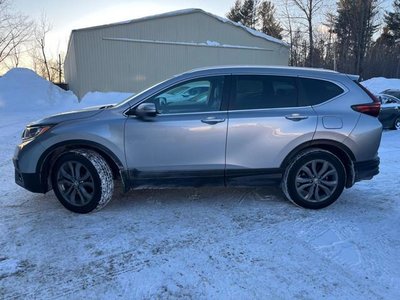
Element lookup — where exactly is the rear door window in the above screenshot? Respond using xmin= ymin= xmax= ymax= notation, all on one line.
xmin=299 ymin=78 xmax=344 ymax=106
xmin=230 ymin=75 xmax=298 ymax=110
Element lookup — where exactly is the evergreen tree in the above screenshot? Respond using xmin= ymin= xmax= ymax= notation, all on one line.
xmin=258 ymin=1 xmax=283 ymax=39
xmin=240 ymin=0 xmax=259 ymax=28
xmin=385 ymin=0 xmax=400 ymax=40
xmin=364 ymin=26 xmax=400 ymax=78
xmin=364 ymin=0 xmax=400 ymax=78
xmin=335 ymin=0 xmax=379 ymax=75
xmin=323 ymin=13 xmax=337 ymax=70
xmin=226 ymin=0 xmax=259 ymax=28
xmin=227 ymin=0 xmax=243 ymax=23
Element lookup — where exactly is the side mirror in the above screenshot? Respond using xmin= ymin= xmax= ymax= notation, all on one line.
xmin=135 ymin=103 xmax=157 ymax=120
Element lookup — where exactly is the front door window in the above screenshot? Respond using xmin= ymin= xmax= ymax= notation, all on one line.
xmin=144 ymin=77 xmax=225 ymax=114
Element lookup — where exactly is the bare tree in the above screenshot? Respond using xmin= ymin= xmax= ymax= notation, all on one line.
xmin=33 ymin=14 xmax=52 ymax=80
xmin=4 ymin=38 xmax=21 ymax=69
xmin=0 ymin=0 xmax=33 ymax=67
xmin=49 ymin=53 xmax=64 ymax=83
xmin=291 ymin=0 xmax=324 ymax=67
xmin=281 ymin=0 xmax=296 ymax=65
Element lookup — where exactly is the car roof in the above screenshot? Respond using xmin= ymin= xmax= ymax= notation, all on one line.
xmin=177 ymin=65 xmax=344 ymax=80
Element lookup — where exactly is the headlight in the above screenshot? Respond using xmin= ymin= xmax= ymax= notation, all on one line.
xmin=22 ymin=125 xmax=52 ymax=141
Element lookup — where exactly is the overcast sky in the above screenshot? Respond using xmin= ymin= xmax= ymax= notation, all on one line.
xmin=11 ymin=0 xmax=395 ymax=57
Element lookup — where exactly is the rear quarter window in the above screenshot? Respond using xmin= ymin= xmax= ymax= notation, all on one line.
xmin=299 ymin=78 xmax=344 ymax=106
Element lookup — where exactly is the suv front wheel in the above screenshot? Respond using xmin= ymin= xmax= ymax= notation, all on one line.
xmin=51 ymin=149 xmax=114 ymax=213
xmin=282 ymin=149 xmax=346 ymax=209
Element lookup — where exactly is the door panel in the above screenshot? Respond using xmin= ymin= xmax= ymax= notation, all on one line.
xmin=125 ymin=112 xmax=227 ymax=172
xmin=226 ymin=108 xmax=317 ymax=170
xmin=124 ymin=76 xmax=228 ymax=187
xmin=226 ymin=75 xmax=318 ymax=184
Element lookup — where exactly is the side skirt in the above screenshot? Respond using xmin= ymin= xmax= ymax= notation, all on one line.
xmin=226 ymin=168 xmax=283 ymax=187
xmin=123 ymin=168 xmax=283 ymax=190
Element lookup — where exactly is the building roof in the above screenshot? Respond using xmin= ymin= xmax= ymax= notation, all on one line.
xmin=71 ymin=8 xmax=288 ymax=47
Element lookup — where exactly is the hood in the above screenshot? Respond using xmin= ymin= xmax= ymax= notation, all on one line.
xmin=28 ymin=105 xmax=108 ymax=126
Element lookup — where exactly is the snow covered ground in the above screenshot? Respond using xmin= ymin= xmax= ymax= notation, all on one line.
xmin=0 ymin=70 xmax=399 ymax=298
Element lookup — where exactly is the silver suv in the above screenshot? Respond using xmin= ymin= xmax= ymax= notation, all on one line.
xmin=13 ymin=66 xmax=382 ymax=213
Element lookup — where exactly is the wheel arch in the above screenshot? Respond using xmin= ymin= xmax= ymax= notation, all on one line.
xmin=280 ymin=139 xmax=356 ymax=188
xmin=37 ymin=140 xmax=128 ymax=193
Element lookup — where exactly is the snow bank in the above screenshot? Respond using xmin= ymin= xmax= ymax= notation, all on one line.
xmin=0 ymin=68 xmax=134 ymax=115
xmin=0 ymin=68 xmax=78 ymax=112
xmin=361 ymin=77 xmax=400 ymax=94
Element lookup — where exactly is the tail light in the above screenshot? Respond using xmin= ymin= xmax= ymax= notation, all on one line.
xmin=352 ymin=81 xmax=381 ymax=117
xmin=351 ymin=102 xmax=381 ymax=117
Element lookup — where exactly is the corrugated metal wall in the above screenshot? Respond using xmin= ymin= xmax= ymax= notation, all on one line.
xmin=65 ymin=11 xmax=289 ymax=98
xmin=64 ymin=35 xmax=80 ymax=94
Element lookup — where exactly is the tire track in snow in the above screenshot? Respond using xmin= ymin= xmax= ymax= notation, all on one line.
xmin=2 ymin=208 xmax=388 ymax=300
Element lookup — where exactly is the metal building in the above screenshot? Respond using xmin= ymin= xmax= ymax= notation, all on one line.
xmin=64 ymin=8 xmax=289 ymax=98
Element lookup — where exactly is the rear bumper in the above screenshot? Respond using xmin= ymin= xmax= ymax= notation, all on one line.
xmin=354 ymin=156 xmax=380 ymax=182
xmin=14 ymin=158 xmax=46 ymax=193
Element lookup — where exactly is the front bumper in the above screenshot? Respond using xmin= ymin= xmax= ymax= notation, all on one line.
xmin=354 ymin=156 xmax=380 ymax=182
xmin=13 ymin=158 xmax=46 ymax=193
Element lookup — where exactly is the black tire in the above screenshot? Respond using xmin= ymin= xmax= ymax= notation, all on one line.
xmin=394 ymin=117 xmax=400 ymax=130
xmin=282 ymin=148 xmax=346 ymax=209
xmin=51 ymin=149 xmax=114 ymax=213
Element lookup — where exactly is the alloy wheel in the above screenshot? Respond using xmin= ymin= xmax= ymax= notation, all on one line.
xmin=295 ymin=159 xmax=339 ymax=203
xmin=56 ymin=161 xmax=95 ymax=206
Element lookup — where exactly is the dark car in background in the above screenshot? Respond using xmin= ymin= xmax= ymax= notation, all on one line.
xmin=377 ymin=93 xmax=400 ymax=130
xmin=381 ymin=89 xmax=400 ymax=100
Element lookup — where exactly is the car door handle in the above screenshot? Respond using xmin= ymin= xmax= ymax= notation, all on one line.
xmin=285 ymin=114 xmax=309 ymax=121
xmin=201 ymin=117 xmax=226 ymax=125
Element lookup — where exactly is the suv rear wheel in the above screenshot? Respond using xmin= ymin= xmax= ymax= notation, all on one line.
xmin=51 ymin=149 xmax=114 ymax=213
xmin=282 ymin=149 xmax=346 ymax=209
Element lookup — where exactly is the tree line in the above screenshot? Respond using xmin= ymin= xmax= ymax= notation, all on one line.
xmin=227 ymin=0 xmax=400 ymax=79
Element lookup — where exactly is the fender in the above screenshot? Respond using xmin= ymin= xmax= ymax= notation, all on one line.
xmin=280 ymin=139 xmax=356 ymax=169
xmin=280 ymin=139 xmax=356 ymax=188
xmin=37 ymin=139 xmax=128 ymax=192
